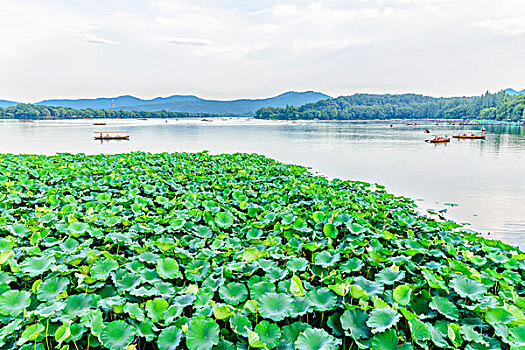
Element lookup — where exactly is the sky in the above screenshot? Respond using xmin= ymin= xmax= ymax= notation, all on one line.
xmin=1 ymin=0 xmax=525 ymax=102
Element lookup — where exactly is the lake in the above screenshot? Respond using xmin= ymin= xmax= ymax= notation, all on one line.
xmin=1 ymin=118 xmax=524 ymax=248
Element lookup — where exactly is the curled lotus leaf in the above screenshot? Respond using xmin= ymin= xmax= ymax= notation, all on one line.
xmin=450 ymin=275 xmax=488 ymax=301
xmin=37 ymin=276 xmax=69 ymax=301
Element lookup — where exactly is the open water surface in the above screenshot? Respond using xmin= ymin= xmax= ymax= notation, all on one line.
xmin=1 ymin=118 xmax=524 ymax=248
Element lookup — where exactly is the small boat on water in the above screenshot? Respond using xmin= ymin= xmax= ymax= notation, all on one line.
xmin=20 ymin=119 xmax=33 ymax=122
xmin=93 ymin=122 xmax=106 ymax=125
xmin=407 ymin=123 xmax=413 ymax=126
xmin=427 ymin=137 xmax=450 ymax=143
xmin=481 ymin=127 xmax=486 ymax=132
xmin=452 ymin=134 xmax=485 ymax=140
xmin=94 ymin=132 xmax=130 ymax=140
xmin=424 ymin=129 xmax=430 ymax=133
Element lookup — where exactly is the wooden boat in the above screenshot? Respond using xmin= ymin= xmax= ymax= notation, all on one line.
xmin=427 ymin=137 xmax=450 ymax=143
xmin=93 ymin=122 xmax=106 ymax=125
xmin=94 ymin=132 xmax=129 ymax=140
xmin=453 ymin=134 xmax=485 ymax=140
xmin=20 ymin=119 xmax=33 ymax=122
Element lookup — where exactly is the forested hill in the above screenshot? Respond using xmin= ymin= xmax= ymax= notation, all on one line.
xmin=0 ymin=103 xmax=222 ymax=120
xmin=255 ymin=91 xmax=525 ymax=121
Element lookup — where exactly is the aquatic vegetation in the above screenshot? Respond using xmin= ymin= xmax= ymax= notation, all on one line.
xmin=0 ymin=151 xmax=523 ymax=349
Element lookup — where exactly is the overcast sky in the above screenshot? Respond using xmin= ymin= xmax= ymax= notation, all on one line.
xmin=1 ymin=0 xmax=524 ymax=102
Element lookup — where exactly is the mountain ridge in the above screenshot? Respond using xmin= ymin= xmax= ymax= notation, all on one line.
xmin=0 ymin=100 xmax=18 ymax=108
xmin=34 ymin=91 xmax=331 ymax=115
xmin=505 ymin=88 xmax=525 ymax=95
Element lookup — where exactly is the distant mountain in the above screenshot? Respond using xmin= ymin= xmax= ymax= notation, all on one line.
xmin=505 ymin=88 xmax=525 ymax=96
xmin=0 ymin=100 xmax=18 ymax=108
xmin=36 ymin=94 xmax=202 ymax=110
xmin=35 ymin=91 xmax=331 ymax=115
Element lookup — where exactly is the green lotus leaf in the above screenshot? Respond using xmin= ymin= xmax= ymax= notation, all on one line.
xmin=139 ymin=268 xmax=162 ymax=284
xmin=259 ymin=293 xmax=293 ymax=321
xmin=340 ymin=258 xmax=364 ymax=273
xmin=10 ymin=224 xmax=31 ymax=237
xmin=145 ymin=298 xmax=169 ymax=322
xmin=409 ymin=318 xmax=431 ymax=342
xmin=185 ymin=260 xmax=211 ymax=281
xmin=308 ymin=288 xmax=337 ymax=312
xmin=281 ymin=322 xmax=312 ymax=346
xmin=265 ymin=266 xmax=288 ymax=283
xmin=354 ymin=277 xmax=383 ymax=296
xmin=461 ymin=325 xmax=488 ymax=346
xmin=64 ymin=293 xmax=96 ymax=318
xmin=366 ymin=307 xmax=400 ymax=334
xmin=242 ymin=248 xmax=268 ymax=263
xmin=0 ymin=289 xmax=30 ymax=318
xmin=314 ymin=251 xmax=340 ymax=268
xmin=371 ymin=329 xmax=398 ymax=350
xmin=375 ymin=268 xmax=405 ymax=285
xmin=16 ymin=323 xmax=45 ymax=346
xmin=158 ymin=326 xmax=183 ymax=350
xmin=393 ymin=285 xmax=411 ymax=306
xmin=230 ymin=313 xmax=252 ymax=337
xmin=341 ymin=309 xmax=371 ymax=340
xmin=91 ymin=258 xmax=119 ymax=280
xmin=509 ymin=324 xmax=525 ymax=346
xmin=450 ymin=275 xmax=488 ymax=301
xmin=429 ymin=295 xmax=459 ymax=320
xmin=250 ymin=282 xmax=276 ymax=300
xmin=112 ymin=269 xmax=140 ymax=291
xmin=291 ymin=296 xmax=311 ymax=317
xmin=215 ymin=212 xmax=234 ymax=228
xmin=295 ymin=328 xmax=341 ymax=350
xmin=20 ymin=256 xmax=54 ymax=277
xmin=219 ymin=282 xmax=248 ymax=305
xmin=486 ymin=307 xmax=515 ymax=325
xmin=157 ymin=258 xmax=181 ymax=279
xmin=323 ymin=223 xmax=338 ymax=238
xmin=186 ymin=318 xmax=220 ymax=350
xmin=286 ymin=257 xmax=309 ymax=272
xmin=37 ymin=276 xmax=69 ymax=301
xmin=68 ymin=222 xmax=89 ymax=234
xmin=347 ymin=222 xmax=366 ymax=235
xmin=255 ymin=321 xmax=281 ymax=349
xmin=59 ymin=238 xmax=79 ymax=254
xmin=100 ymin=320 xmax=136 ymax=350
xmin=138 ymin=251 xmax=160 ymax=264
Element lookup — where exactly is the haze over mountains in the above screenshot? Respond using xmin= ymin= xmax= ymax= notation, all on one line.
xmin=32 ymin=91 xmax=331 ymax=115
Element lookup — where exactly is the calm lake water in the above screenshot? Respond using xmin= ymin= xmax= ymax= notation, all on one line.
xmin=1 ymin=118 xmax=524 ymax=248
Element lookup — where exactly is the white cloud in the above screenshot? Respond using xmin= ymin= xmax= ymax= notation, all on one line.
xmin=473 ymin=18 xmax=525 ymax=36
xmin=71 ymin=26 xmax=120 ymax=45
xmin=165 ymin=38 xmax=214 ymax=46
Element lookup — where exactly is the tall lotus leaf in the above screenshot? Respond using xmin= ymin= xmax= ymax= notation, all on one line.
xmin=91 ymin=258 xmax=118 ymax=280
xmin=347 ymin=222 xmax=366 ymax=235
xmin=509 ymin=325 xmax=525 ymax=346
xmin=259 ymin=293 xmax=293 ymax=321
xmin=461 ymin=325 xmax=488 ymax=346
xmin=145 ymin=298 xmax=169 ymax=322
xmin=290 ymin=275 xmax=304 ymax=297
xmin=341 ymin=309 xmax=371 ymax=340
xmin=20 ymin=256 xmax=54 ymax=277
xmin=393 ymin=285 xmax=411 ymax=306
xmin=215 ymin=212 xmax=234 ymax=228
xmin=429 ymin=295 xmax=459 ymax=320
xmin=340 ymin=258 xmax=364 ymax=273
xmin=375 ymin=268 xmax=405 ymax=285
xmin=354 ymin=276 xmax=384 ymax=296
xmin=292 ymin=296 xmax=312 ymax=316
xmin=314 ymin=251 xmax=340 ymax=268
xmin=100 ymin=320 xmax=136 ymax=350
xmin=409 ymin=318 xmax=431 ymax=342
xmin=157 ymin=258 xmax=181 ymax=279
xmin=64 ymin=293 xmax=96 ymax=318
xmin=16 ymin=323 xmax=45 ymax=346
xmin=308 ymin=288 xmax=337 ymax=312
xmin=282 ymin=322 xmax=312 ymax=345
xmin=295 ymin=328 xmax=341 ymax=350
xmin=0 ymin=290 xmax=31 ymax=316
xmin=486 ymin=307 xmax=515 ymax=325
xmin=255 ymin=321 xmax=281 ymax=348
xmin=219 ymin=282 xmax=248 ymax=305
xmin=186 ymin=318 xmax=220 ymax=350
xmin=158 ymin=326 xmax=183 ymax=350
xmin=323 ymin=223 xmax=338 ymax=238
xmin=371 ymin=329 xmax=399 ymax=350
xmin=230 ymin=313 xmax=252 ymax=337
xmin=450 ymin=275 xmax=488 ymax=301
xmin=366 ymin=307 xmax=400 ymax=334
xmin=37 ymin=276 xmax=69 ymax=301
